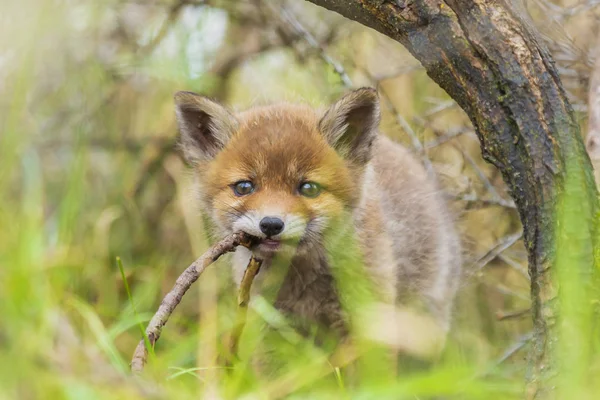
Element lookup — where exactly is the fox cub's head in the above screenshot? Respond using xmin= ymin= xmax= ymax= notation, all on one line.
xmin=175 ymin=88 xmax=380 ymax=255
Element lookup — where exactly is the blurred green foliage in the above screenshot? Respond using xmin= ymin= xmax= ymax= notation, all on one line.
xmin=1 ymin=0 xmax=599 ymax=398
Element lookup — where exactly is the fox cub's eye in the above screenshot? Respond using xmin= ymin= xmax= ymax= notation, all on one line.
xmin=232 ymin=181 xmax=254 ymax=196
xmin=298 ymin=181 xmax=321 ymax=198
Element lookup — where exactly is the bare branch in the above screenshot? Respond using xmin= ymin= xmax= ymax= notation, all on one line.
xmin=472 ymin=231 xmax=524 ymax=271
xmin=496 ymin=308 xmax=531 ymax=321
xmin=264 ymin=2 xmax=353 ymax=87
xmin=378 ymin=87 xmax=435 ymax=176
xmin=413 ymin=115 xmax=513 ymax=207
xmin=279 ymin=6 xmax=352 ymax=86
xmin=130 ymin=231 xmax=257 ymax=374
xmin=494 ymin=332 xmax=533 ymax=367
xmin=225 ymin=255 xmax=263 ymax=363
xmin=586 ymin=40 xmax=600 ymax=168
xmin=449 ymin=192 xmax=517 ymax=210
xmin=423 ymin=128 xmax=474 ymax=149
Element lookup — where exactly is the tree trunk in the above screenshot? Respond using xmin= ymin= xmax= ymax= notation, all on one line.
xmin=303 ymin=0 xmax=598 ymax=397
xmin=586 ymin=40 xmax=600 ymax=186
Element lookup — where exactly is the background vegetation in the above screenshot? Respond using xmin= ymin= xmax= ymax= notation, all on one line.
xmin=1 ymin=0 xmax=599 ymax=398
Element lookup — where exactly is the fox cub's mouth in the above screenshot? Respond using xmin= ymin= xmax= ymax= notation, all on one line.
xmin=257 ymin=238 xmax=282 ymax=251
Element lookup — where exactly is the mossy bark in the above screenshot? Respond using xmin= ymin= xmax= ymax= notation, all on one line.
xmin=304 ymin=0 xmax=599 ymax=397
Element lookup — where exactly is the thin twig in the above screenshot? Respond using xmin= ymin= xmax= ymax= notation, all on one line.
xmin=496 ymin=308 xmax=531 ymax=321
xmin=472 ymin=231 xmax=524 ymax=271
xmin=459 ymin=143 xmax=504 ymax=200
xmin=481 ymin=279 xmax=530 ymax=301
xmin=130 ymin=231 xmax=257 ymax=374
xmin=497 ymin=253 xmax=529 ymax=280
xmin=495 ymin=332 xmax=534 ymax=365
xmin=423 ymin=127 xmax=474 ymax=149
xmin=458 ymin=141 xmax=512 ymax=203
xmin=477 ymin=331 xmax=533 ymax=378
xmin=377 ymin=85 xmax=435 ymax=176
xmin=422 ymin=99 xmax=458 ymax=117
xmin=413 ymin=115 xmax=512 ymax=205
xmin=449 ymin=192 xmax=517 ymax=210
xmin=226 ymin=255 xmax=263 ymax=362
xmin=267 ymin=2 xmax=353 ymax=87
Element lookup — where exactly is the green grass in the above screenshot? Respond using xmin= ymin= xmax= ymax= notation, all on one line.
xmin=117 ymin=257 xmax=155 ymax=362
xmin=553 ymin=143 xmax=600 ymax=400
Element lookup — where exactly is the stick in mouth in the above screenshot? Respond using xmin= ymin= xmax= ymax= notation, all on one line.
xmin=130 ymin=231 xmax=260 ymax=374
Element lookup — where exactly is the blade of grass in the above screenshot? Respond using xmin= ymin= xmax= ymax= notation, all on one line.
xmin=167 ymin=366 xmax=233 ymax=381
xmin=107 ymin=312 xmax=154 ymax=341
xmin=116 ymin=256 xmax=155 ymax=361
xmin=66 ymin=295 xmax=129 ymax=375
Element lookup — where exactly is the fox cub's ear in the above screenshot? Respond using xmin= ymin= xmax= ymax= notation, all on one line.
xmin=174 ymin=91 xmax=239 ymax=163
xmin=319 ymin=87 xmax=380 ymax=164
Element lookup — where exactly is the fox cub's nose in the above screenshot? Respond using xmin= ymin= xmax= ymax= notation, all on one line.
xmin=259 ymin=217 xmax=284 ymax=237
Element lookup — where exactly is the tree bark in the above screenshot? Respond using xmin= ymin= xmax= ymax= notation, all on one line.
xmin=302 ymin=0 xmax=598 ymax=397
xmin=586 ymin=40 xmax=600 ymax=185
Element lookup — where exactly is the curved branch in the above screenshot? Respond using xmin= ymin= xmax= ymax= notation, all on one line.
xmin=303 ymin=0 xmax=598 ymax=397
xmin=130 ymin=231 xmax=256 ymax=374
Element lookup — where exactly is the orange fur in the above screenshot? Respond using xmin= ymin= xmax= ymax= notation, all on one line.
xmin=175 ymin=88 xmax=462 ymax=365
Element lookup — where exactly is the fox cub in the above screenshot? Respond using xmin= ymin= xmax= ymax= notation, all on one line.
xmin=175 ymin=88 xmax=461 ymax=360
